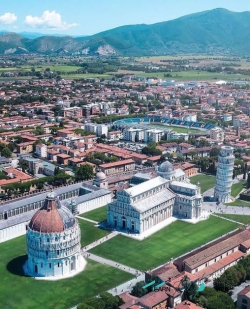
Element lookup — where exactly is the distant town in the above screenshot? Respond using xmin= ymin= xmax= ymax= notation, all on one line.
xmin=1 ymin=54 xmax=250 ymax=309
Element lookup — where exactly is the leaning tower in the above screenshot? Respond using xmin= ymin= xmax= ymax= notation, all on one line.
xmin=214 ymin=146 xmax=235 ymax=203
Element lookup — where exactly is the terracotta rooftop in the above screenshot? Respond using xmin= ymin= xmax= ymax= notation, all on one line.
xmin=173 ymin=301 xmax=203 ymax=309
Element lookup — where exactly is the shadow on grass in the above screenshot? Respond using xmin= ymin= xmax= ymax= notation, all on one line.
xmin=7 ymin=255 xmax=28 ymax=276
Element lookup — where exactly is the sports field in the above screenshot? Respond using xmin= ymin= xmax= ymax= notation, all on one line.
xmin=78 ymin=219 xmax=109 ymax=247
xmin=150 ymin=123 xmax=202 ymax=134
xmin=80 ymin=206 xmax=107 ymax=223
xmin=89 ymin=216 xmax=238 ymax=271
xmin=189 ymin=174 xmax=216 ymax=193
xmin=0 ymin=235 xmax=133 ymax=309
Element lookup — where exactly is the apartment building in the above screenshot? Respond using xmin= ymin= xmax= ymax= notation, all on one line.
xmin=35 ymin=143 xmax=47 ymax=158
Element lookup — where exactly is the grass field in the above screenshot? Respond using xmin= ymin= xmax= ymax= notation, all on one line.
xmin=78 ymin=219 xmax=109 ymax=247
xmin=115 ymin=69 xmax=249 ymax=81
xmin=189 ymin=174 xmax=216 ymax=193
xmin=61 ymin=73 xmax=111 ymax=79
xmin=150 ymin=123 xmax=202 ymax=134
xmin=0 ymin=236 xmax=133 ymax=309
xmin=216 ymin=214 xmax=250 ymax=225
xmin=231 ymin=181 xmax=247 ymax=198
xmin=89 ymin=216 xmax=239 ymax=271
xmin=80 ymin=206 xmax=107 ymax=223
xmin=225 ymin=199 xmax=250 ymax=207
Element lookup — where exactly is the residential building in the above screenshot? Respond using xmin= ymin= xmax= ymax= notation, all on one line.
xmin=99 ymin=159 xmax=135 ymax=176
xmin=35 ymin=143 xmax=47 ymax=158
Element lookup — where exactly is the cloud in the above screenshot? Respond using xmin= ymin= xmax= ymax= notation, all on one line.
xmin=0 ymin=13 xmax=17 ymax=24
xmin=24 ymin=11 xmax=78 ymax=30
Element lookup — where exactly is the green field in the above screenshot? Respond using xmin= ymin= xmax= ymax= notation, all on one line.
xmin=189 ymin=174 xmax=216 ymax=193
xmin=150 ymin=123 xmax=202 ymax=134
xmin=216 ymin=214 xmax=250 ymax=225
xmin=89 ymin=216 xmax=239 ymax=271
xmin=231 ymin=181 xmax=247 ymax=198
xmin=116 ymin=69 xmax=249 ymax=81
xmin=78 ymin=219 xmax=109 ymax=247
xmin=225 ymin=199 xmax=250 ymax=207
xmin=80 ymin=206 xmax=107 ymax=223
xmin=61 ymin=73 xmax=111 ymax=79
xmin=0 ymin=236 xmax=133 ymax=309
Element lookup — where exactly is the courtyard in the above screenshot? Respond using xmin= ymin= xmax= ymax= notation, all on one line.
xmin=89 ymin=216 xmax=239 ymax=271
xmin=0 ymin=235 xmax=133 ymax=309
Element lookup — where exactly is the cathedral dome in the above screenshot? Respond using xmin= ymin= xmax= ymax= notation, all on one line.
xmin=95 ymin=171 xmax=106 ymax=181
xmin=29 ymin=192 xmax=76 ymax=233
xmin=158 ymin=161 xmax=174 ymax=173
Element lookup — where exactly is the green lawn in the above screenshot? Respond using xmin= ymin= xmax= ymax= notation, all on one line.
xmin=0 ymin=236 xmax=133 ymax=309
xmin=115 ymin=69 xmax=249 ymax=81
xmin=231 ymin=181 xmax=247 ymax=198
xmin=61 ymin=73 xmax=111 ymax=79
xmin=225 ymin=199 xmax=250 ymax=207
xmin=78 ymin=219 xmax=109 ymax=247
xmin=90 ymin=216 xmax=239 ymax=271
xmin=80 ymin=206 xmax=107 ymax=223
xmin=189 ymin=174 xmax=216 ymax=193
xmin=216 ymin=214 xmax=250 ymax=225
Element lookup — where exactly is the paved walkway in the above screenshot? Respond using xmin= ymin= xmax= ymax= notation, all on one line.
xmin=107 ymin=273 xmax=145 ymax=296
xmin=212 ymin=213 xmax=246 ymax=226
xmin=82 ymin=252 xmax=142 ymax=276
xmin=76 ymin=215 xmax=98 ymax=224
xmin=82 ymin=231 xmax=119 ymax=251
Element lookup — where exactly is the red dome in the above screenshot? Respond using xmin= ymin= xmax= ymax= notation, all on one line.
xmin=29 ymin=192 xmax=76 ymax=233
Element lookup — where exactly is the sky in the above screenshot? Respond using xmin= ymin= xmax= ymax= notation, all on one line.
xmin=1 ymin=0 xmax=250 ymax=36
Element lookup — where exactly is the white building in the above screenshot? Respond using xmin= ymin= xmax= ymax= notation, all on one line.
xmin=144 ymin=129 xmax=164 ymax=143
xmin=123 ymin=128 xmax=144 ymax=142
xmin=107 ymin=161 xmax=203 ymax=234
xmin=84 ymin=123 xmax=97 ymax=133
xmin=36 ymin=144 xmax=47 ymax=158
xmin=210 ymin=127 xmax=224 ymax=142
xmin=214 ymin=146 xmax=235 ymax=203
xmin=23 ymin=192 xmax=86 ymax=279
xmin=96 ymin=124 xmax=108 ymax=137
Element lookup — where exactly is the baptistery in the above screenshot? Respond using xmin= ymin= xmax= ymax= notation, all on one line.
xmin=23 ymin=192 xmax=86 ymax=279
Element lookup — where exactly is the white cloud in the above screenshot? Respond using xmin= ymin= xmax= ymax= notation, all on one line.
xmin=24 ymin=11 xmax=78 ymax=30
xmin=0 ymin=13 xmax=17 ymax=25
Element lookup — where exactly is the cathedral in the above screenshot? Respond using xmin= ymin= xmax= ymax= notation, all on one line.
xmin=23 ymin=192 xmax=86 ymax=279
xmin=107 ymin=161 xmax=203 ymax=234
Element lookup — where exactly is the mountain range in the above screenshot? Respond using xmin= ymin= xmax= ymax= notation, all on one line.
xmin=1 ymin=8 xmax=250 ymax=56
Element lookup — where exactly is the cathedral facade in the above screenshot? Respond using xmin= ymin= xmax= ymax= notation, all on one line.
xmin=107 ymin=161 xmax=203 ymax=234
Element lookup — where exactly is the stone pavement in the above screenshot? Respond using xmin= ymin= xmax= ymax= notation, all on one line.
xmin=76 ymin=215 xmax=98 ymax=224
xmin=82 ymin=231 xmax=119 ymax=251
xmin=82 ymin=252 xmax=142 ymax=276
xmin=107 ymin=273 xmax=145 ymax=296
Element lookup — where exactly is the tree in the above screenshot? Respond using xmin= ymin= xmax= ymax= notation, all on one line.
xmin=75 ymin=164 xmax=94 ymax=181
xmin=131 ymin=281 xmax=148 ymax=297
xmin=18 ymin=159 xmax=29 ymax=172
xmin=243 ymin=163 xmax=248 ymax=180
xmin=7 ymin=142 xmax=15 ymax=152
xmin=247 ymin=172 xmax=250 ymax=188
xmin=1 ymin=147 xmax=12 ymax=158
xmin=210 ymin=148 xmax=220 ymax=158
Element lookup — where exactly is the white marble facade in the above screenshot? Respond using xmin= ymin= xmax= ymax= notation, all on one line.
xmin=107 ymin=161 xmax=203 ymax=234
xmin=214 ymin=146 xmax=235 ymax=203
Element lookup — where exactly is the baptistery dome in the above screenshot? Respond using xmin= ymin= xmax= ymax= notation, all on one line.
xmin=23 ymin=192 xmax=86 ymax=280
xmin=29 ymin=191 xmax=75 ymax=233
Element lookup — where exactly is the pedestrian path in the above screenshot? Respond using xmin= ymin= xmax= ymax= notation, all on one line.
xmin=76 ymin=215 xmax=98 ymax=224
xmin=107 ymin=273 xmax=145 ymax=296
xmin=82 ymin=252 xmax=142 ymax=276
xmin=82 ymin=231 xmax=118 ymax=251
xmin=212 ymin=213 xmax=246 ymax=226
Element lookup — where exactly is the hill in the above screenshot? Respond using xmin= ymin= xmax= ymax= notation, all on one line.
xmin=1 ymin=8 xmax=250 ymax=56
